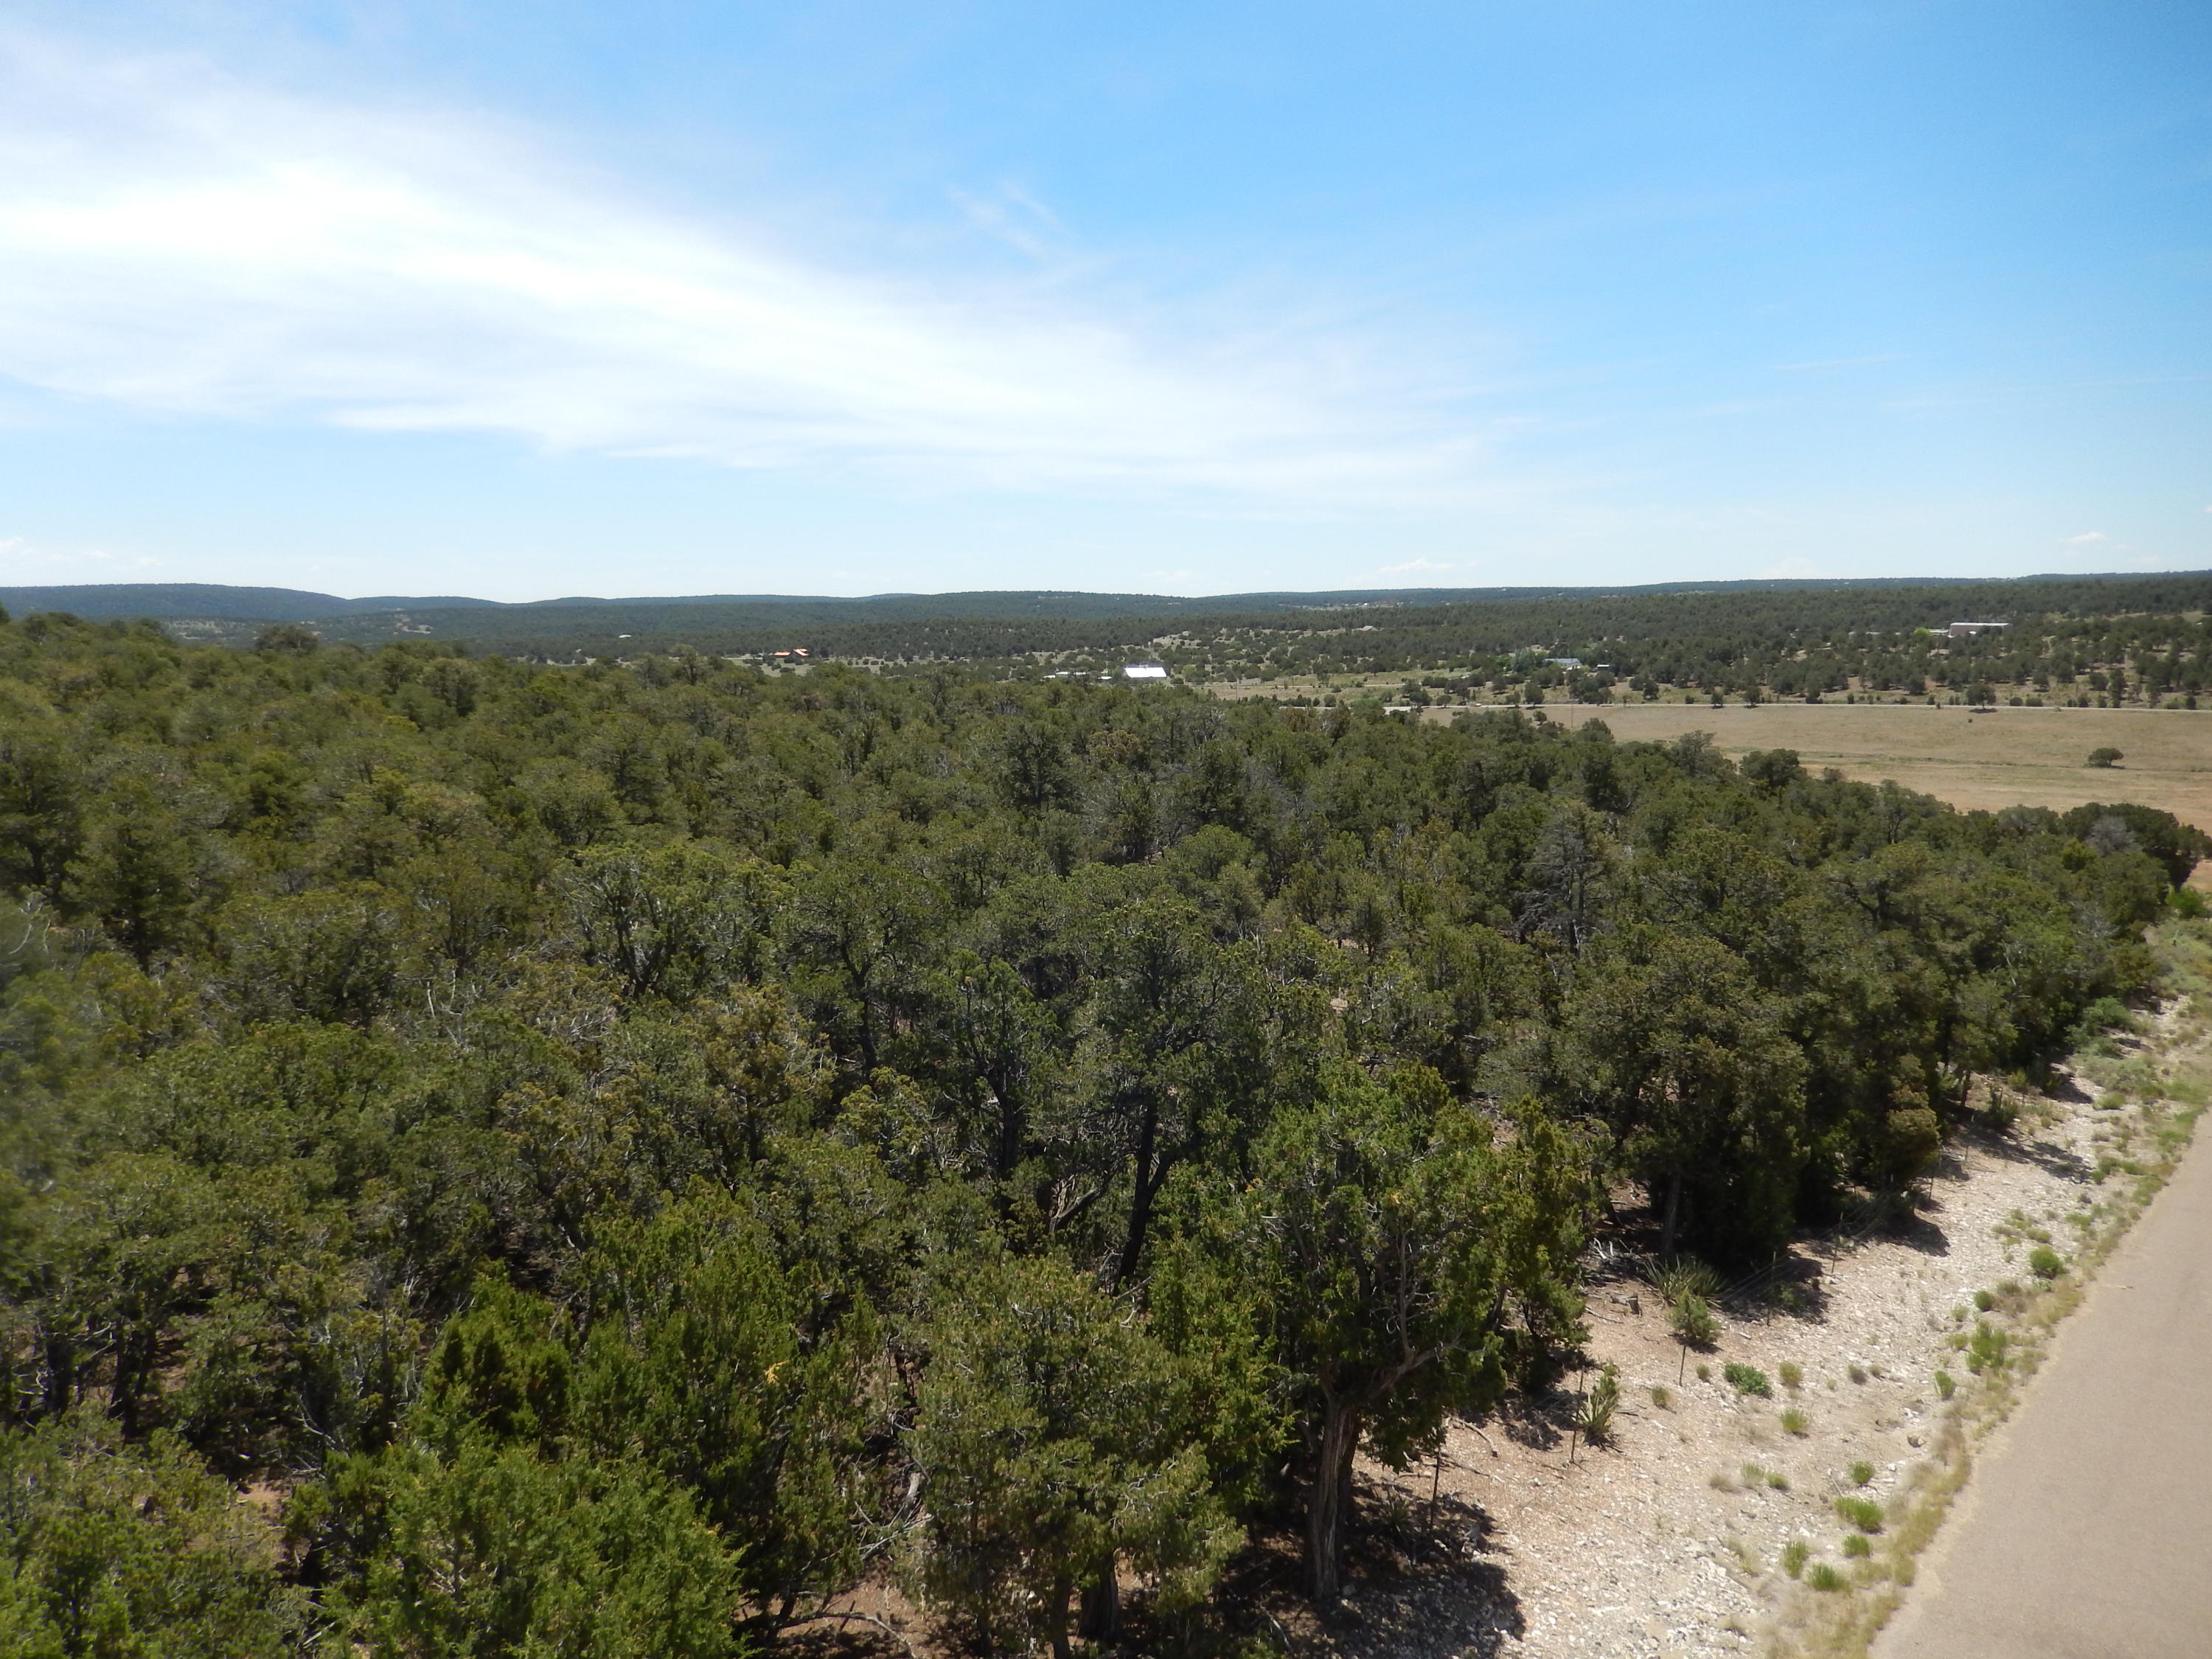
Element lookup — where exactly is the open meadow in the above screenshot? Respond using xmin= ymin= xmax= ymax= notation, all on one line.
xmin=1422 ymin=701 xmax=2212 ymax=858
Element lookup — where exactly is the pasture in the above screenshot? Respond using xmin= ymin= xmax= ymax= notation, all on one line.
xmin=1509 ymin=700 xmax=2212 ymax=853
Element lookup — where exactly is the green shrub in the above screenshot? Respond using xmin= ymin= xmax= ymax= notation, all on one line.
xmin=2028 ymin=1246 xmax=2065 ymax=1279
xmin=1972 ymin=1290 xmax=1995 ymax=1312
xmin=1834 ymin=1496 xmax=1883 ymax=1533
xmin=1781 ymin=1540 xmax=1809 ymax=1579
xmin=1807 ymin=1562 xmax=1849 ymax=1592
xmin=1842 ymin=1533 xmax=1871 ymax=1559
xmin=1724 ymin=1363 xmax=1772 ymax=1397
xmin=1778 ymin=1361 xmax=1804 ymax=1390
xmin=1649 ymin=1384 xmax=1673 ymax=1410
xmin=1649 ymin=1256 xmax=1724 ymax=1302
xmin=1575 ymin=1366 xmax=1621 ymax=1443
xmin=1780 ymin=1408 xmax=1809 ymax=1436
xmin=1670 ymin=1293 xmax=1720 ymax=1348
xmin=1934 ymin=1370 xmax=1955 ymax=1400
xmin=2086 ymin=746 xmax=2124 ymax=768
xmin=1966 ymin=1322 xmax=2010 ymax=1374
xmin=1696 ymin=1363 xmax=1712 ymax=1382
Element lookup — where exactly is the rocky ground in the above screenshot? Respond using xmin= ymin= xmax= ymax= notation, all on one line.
xmin=1318 ymin=998 xmax=2208 ymax=1659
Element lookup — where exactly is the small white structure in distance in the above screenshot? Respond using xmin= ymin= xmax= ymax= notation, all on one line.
xmin=1947 ymin=622 xmax=2008 ymax=638
xmin=1122 ymin=662 xmax=1170 ymax=681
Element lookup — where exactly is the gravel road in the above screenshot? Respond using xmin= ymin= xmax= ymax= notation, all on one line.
xmin=1874 ymin=1124 xmax=2212 ymax=1659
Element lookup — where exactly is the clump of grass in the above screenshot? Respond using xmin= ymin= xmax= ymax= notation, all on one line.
xmin=1780 ymin=1407 xmax=1810 ymax=1436
xmin=1847 ymin=1363 xmax=1869 ymax=1384
xmin=1834 ymin=1495 xmax=1884 ymax=1533
xmin=1848 ymin=1460 xmax=1874 ymax=1487
xmin=1950 ymin=1304 xmax=1968 ymax=1323
xmin=1778 ymin=1360 xmax=1804 ymax=1390
xmin=1649 ymin=1255 xmax=1724 ymax=1302
xmin=1724 ymin=1363 xmax=1773 ymax=1397
xmin=1842 ymin=1533 xmax=1871 ymax=1559
xmin=2029 ymin=1245 xmax=2066 ymax=1279
xmin=1696 ymin=1363 xmax=1712 ymax=1382
xmin=1806 ymin=1562 xmax=1849 ymax=1592
xmin=1781 ymin=1540 xmax=1809 ymax=1579
xmin=1934 ymin=1370 xmax=1955 ymax=1400
xmin=1649 ymin=1384 xmax=1673 ymax=1409
xmin=1972 ymin=1289 xmax=1995 ymax=1312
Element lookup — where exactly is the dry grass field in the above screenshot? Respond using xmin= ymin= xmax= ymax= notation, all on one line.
xmin=1410 ymin=701 xmax=2212 ymax=877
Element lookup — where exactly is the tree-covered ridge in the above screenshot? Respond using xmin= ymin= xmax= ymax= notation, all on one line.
xmin=0 ymin=614 xmax=2200 ymax=1654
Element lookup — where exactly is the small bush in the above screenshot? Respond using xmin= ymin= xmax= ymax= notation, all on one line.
xmin=2029 ymin=1246 xmax=2065 ymax=1279
xmin=1767 ymin=1469 xmax=1790 ymax=1490
xmin=1972 ymin=1290 xmax=1995 ymax=1312
xmin=1781 ymin=1540 xmax=1809 ymax=1579
xmin=2174 ymin=888 xmax=2208 ymax=920
xmin=1842 ymin=1533 xmax=1871 ymax=1559
xmin=1834 ymin=1495 xmax=1884 ymax=1534
xmin=1575 ymin=1366 xmax=1621 ymax=1443
xmin=1724 ymin=1363 xmax=1772 ymax=1397
xmin=1696 ymin=1363 xmax=1712 ymax=1382
xmin=1670 ymin=1293 xmax=1720 ymax=1348
xmin=1848 ymin=1363 xmax=1868 ymax=1384
xmin=1848 ymin=1460 xmax=1874 ymax=1486
xmin=1807 ymin=1562 xmax=1849 ymax=1592
xmin=1966 ymin=1322 xmax=2010 ymax=1374
xmin=1649 ymin=1384 xmax=1673 ymax=1410
xmin=1780 ymin=1408 xmax=1809 ymax=1436
xmin=1934 ymin=1371 xmax=1955 ymax=1400
xmin=1778 ymin=1361 xmax=1804 ymax=1390
xmin=1650 ymin=1256 xmax=1724 ymax=1302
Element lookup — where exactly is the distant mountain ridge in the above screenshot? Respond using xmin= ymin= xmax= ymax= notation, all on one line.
xmin=0 ymin=571 xmax=2186 ymax=627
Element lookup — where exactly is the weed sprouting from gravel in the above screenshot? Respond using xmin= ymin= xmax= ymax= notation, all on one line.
xmin=1781 ymin=1408 xmax=1810 ymax=1436
xmin=1724 ymin=1363 xmax=1773 ymax=1397
xmin=1834 ymin=1495 xmax=1884 ymax=1533
xmin=1842 ymin=1533 xmax=1871 ymax=1559
xmin=1781 ymin=1540 xmax=1809 ymax=1579
xmin=1649 ymin=1384 xmax=1673 ymax=1410
xmin=1778 ymin=1361 xmax=1804 ymax=1390
xmin=2029 ymin=1245 xmax=2066 ymax=1279
xmin=1848 ymin=1363 xmax=1869 ymax=1384
xmin=1807 ymin=1562 xmax=1848 ymax=1592
xmin=1848 ymin=1460 xmax=1874 ymax=1487
xmin=1934 ymin=1369 xmax=1956 ymax=1399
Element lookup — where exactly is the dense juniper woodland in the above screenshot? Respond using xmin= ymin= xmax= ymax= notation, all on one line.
xmin=0 ymin=607 xmax=2202 ymax=1655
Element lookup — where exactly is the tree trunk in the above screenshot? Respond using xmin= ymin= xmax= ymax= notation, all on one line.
xmin=1112 ymin=1100 xmax=1161 ymax=1288
xmin=1659 ymin=1167 xmax=1683 ymax=1262
xmin=1078 ymin=1562 xmax=1121 ymax=1641
xmin=1048 ymin=1571 xmax=1073 ymax=1659
xmin=1307 ymin=1395 xmax=1362 ymax=1604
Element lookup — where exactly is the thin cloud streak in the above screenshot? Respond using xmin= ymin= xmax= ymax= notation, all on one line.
xmin=0 ymin=32 xmax=1516 ymax=510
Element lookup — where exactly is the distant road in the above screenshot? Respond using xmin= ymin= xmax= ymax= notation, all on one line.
xmin=1872 ymin=1120 xmax=2212 ymax=1659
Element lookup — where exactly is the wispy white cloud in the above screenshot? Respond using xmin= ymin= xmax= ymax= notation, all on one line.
xmin=1758 ymin=555 xmax=1826 ymax=578
xmin=2065 ymin=530 xmax=2110 ymax=545
xmin=0 ymin=534 xmax=159 ymax=575
xmin=0 ymin=31 xmax=1508 ymax=510
xmin=1376 ymin=557 xmax=1454 ymax=575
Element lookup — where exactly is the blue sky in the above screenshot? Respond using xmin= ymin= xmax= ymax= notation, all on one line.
xmin=0 ymin=1 xmax=2207 ymax=599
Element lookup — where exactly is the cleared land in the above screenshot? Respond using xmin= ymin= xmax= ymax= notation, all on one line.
xmin=1450 ymin=702 xmax=2212 ymax=844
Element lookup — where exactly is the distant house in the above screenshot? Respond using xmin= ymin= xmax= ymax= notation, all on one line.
xmin=1546 ymin=657 xmax=1582 ymax=669
xmin=1122 ymin=662 xmax=1169 ymax=681
xmin=1947 ymin=622 xmax=2008 ymax=638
